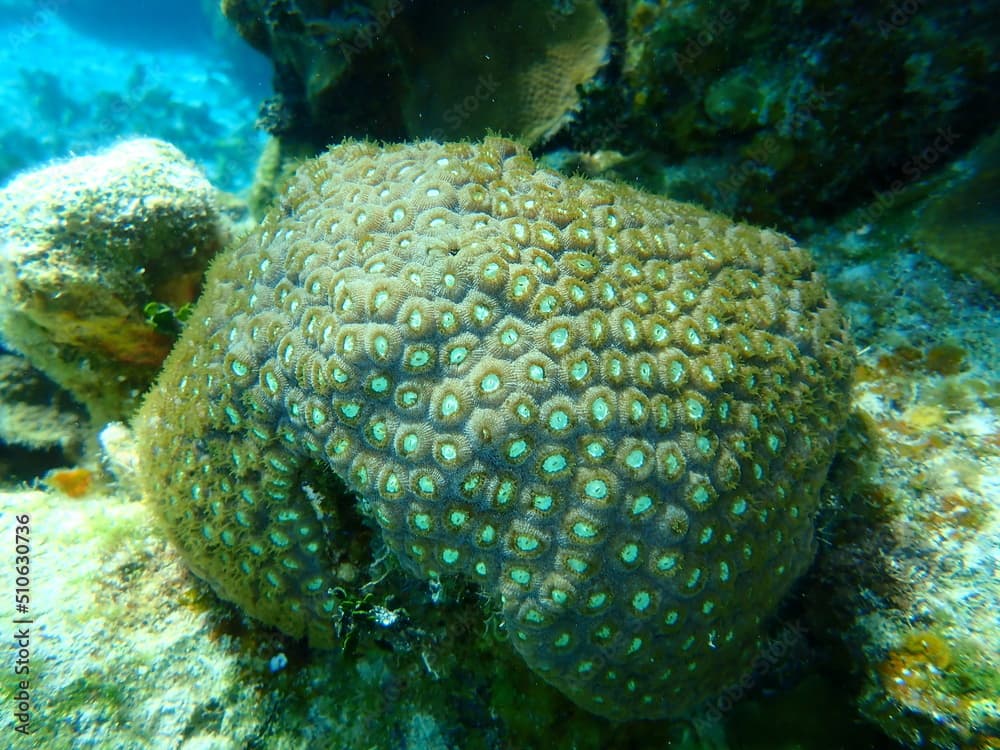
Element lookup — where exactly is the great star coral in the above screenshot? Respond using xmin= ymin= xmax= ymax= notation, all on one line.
xmin=136 ymin=137 xmax=853 ymax=719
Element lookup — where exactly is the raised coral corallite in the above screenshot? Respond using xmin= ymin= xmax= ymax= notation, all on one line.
xmin=136 ymin=137 xmax=854 ymax=720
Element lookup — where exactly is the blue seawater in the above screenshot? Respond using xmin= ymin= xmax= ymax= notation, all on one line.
xmin=0 ymin=1 xmax=268 ymax=192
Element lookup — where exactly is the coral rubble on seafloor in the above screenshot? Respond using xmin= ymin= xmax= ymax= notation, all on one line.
xmin=806 ymin=209 xmax=1000 ymax=750
xmin=0 ymin=138 xmax=238 ymax=424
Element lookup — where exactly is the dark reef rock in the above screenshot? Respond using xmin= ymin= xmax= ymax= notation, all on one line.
xmin=228 ymin=0 xmax=1000 ymax=236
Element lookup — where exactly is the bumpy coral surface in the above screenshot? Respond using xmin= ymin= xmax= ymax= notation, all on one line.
xmin=137 ymin=138 xmax=853 ymax=720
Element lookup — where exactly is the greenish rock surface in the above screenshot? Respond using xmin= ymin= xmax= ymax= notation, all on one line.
xmin=562 ymin=0 xmax=1000 ymax=231
xmin=806 ymin=127 xmax=1000 ymax=294
xmin=0 ymin=138 xmax=236 ymax=423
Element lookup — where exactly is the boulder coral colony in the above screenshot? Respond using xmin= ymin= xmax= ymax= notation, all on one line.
xmin=137 ymin=138 xmax=854 ymax=719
